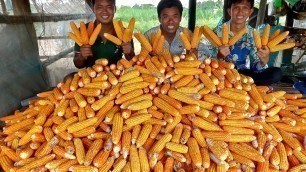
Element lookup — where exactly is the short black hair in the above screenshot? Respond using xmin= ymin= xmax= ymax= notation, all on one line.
xmin=157 ymin=0 xmax=183 ymax=19
xmin=228 ymin=0 xmax=254 ymax=8
xmin=91 ymin=0 xmax=116 ymax=6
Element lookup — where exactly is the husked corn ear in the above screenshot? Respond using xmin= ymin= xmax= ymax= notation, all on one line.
xmin=222 ymin=23 xmax=229 ymax=45
xmin=153 ymin=97 xmax=180 ymax=117
xmin=253 ymin=29 xmax=262 ymax=49
xmin=228 ymin=27 xmax=247 ymax=46
xmin=125 ymin=113 xmax=151 ymax=127
xmin=267 ymin=31 xmax=289 ymax=48
xmin=136 ymin=124 xmax=152 ymax=148
xmin=67 ymin=117 xmax=98 ymax=133
xmin=179 ymin=32 xmax=191 ymax=50
xmin=104 ymin=33 xmax=122 ymax=45
xmin=112 ymin=113 xmax=123 ymax=144
xmin=166 ymin=142 xmax=188 ymax=153
xmin=149 ymin=133 xmax=172 ymax=154
xmin=202 ymin=25 xmax=222 ymax=46
xmin=261 ymin=24 xmax=270 ymax=46
xmin=187 ymin=138 xmax=202 ymax=168
xmin=270 ymin=43 xmax=295 ymax=52
xmin=135 ymin=33 xmax=153 ymax=52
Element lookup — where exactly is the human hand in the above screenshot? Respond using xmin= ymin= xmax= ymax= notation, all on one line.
xmin=121 ymin=42 xmax=133 ymax=55
xmin=218 ymin=45 xmax=230 ymax=59
xmin=257 ymin=46 xmax=270 ymax=66
xmin=80 ymin=45 xmax=93 ymax=60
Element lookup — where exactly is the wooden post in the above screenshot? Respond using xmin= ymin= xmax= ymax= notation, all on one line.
xmin=256 ymin=0 xmax=267 ymax=28
xmin=0 ymin=0 xmax=8 ymax=14
xmin=11 ymin=0 xmax=39 ymax=52
xmin=188 ymin=0 xmax=196 ymax=31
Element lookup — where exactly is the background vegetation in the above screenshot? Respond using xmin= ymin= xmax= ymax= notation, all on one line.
xmin=115 ymin=0 xmax=224 ymax=33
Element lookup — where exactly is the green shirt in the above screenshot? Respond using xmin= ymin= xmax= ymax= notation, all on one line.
xmin=74 ymin=30 xmax=123 ymax=66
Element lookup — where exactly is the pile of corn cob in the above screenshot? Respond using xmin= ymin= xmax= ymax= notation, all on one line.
xmin=1 ymin=37 xmax=306 ymax=172
xmin=203 ymin=24 xmax=296 ymax=52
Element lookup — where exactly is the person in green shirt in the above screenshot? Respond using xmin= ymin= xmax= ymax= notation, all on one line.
xmin=74 ymin=0 xmax=135 ymax=68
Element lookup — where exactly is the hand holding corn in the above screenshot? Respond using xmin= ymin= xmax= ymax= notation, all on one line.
xmin=254 ymin=24 xmax=296 ymax=52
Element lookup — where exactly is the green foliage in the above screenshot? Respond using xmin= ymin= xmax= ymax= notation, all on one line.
xmin=115 ymin=0 xmax=224 ymax=33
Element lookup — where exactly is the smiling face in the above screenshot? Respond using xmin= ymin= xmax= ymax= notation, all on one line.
xmin=159 ymin=7 xmax=182 ymax=35
xmin=93 ymin=0 xmax=115 ymax=24
xmin=228 ymin=0 xmax=254 ymax=25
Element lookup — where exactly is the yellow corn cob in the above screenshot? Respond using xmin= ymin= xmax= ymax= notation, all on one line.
xmin=201 ymin=131 xmax=231 ymax=141
xmin=70 ymin=22 xmax=82 ymax=42
xmin=222 ymin=126 xmax=254 ymax=135
xmin=267 ymin=31 xmax=289 ymax=48
xmin=261 ymin=24 xmax=270 ymax=46
xmin=138 ymin=147 xmax=150 ymax=172
xmin=166 ymin=142 xmax=188 ymax=153
xmin=77 ymin=107 xmax=86 ymax=121
xmin=68 ymin=32 xmax=83 ymax=46
xmin=136 ymin=124 xmax=152 ymax=148
xmin=229 ymin=143 xmax=265 ymax=162
xmin=154 ymin=35 xmax=165 ymax=54
xmin=289 ymin=164 xmax=306 ymax=172
xmin=127 ymin=99 xmax=153 ymax=111
xmin=232 ymin=152 xmax=255 ymax=168
xmin=73 ymin=138 xmax=86 ymax=165
xmin=270 ymin=42 xmax=295 ymax=52
xmin=112 ymin=112 xmax=123 ymax=144
xmin=277 ymin=142 xmax=289 ymax=170
xmin=180 ymin=125 xmax=191 ymax=144
xmin=135 ymin=33 xmax=153 ymax=52
xmin=1 ymin=145 xmax=21 ymax=162
xmin=171 ymin=123 xmax=184 ymax=143
xmin=164 ymin=157 xmax=174 ymax=172
xmin=179 ymin=105 xmax=200 ymax=114
xmin=227 ymin=134 xmax=256 ymax=142
xmin=125 ymin=113 xmax=151 ymax=127
xmin=121 ymin=94 xmax=152 ymax=109
xmin=123 ymin=28 xmax=132 ymax=43
xmin=203 ymin=25 xmax=222 ymax=46
xmin=253 ymin=29 xmax=262 ymax=49
xmin=199 ymin=73 xmax=216 ymax=92
xmin=153 ymin=97 xmax=180 ymax=116
xmin=67 ymin=117 xmax=97 ymax=133
xmin=191 ymin=116 xmax=222 ymax=131
xmin=113 ymin=158 xmax=127 ymax=172
xmin=168 ymin=89 xmax=199 ymax=106
xmin=249 ymin=84 xmax=264 ymax=107
xmin=122 ymin=76 xmax=143 ymax=86
xmin=84 ymin=139 xmax=103 ymax=166
xmin=179 ymin=32 xmax=191 ymax=50
xmin=173 ymin=75 xmax=193 ymax=88
xmin=113 ymin=19 xmax=123 ymax=40
xmin=104 ymin=106 xmax=120 ymax=123
xmin=120 ymin=82 xmax=149 ymax=94
xmin=73 ymin=92 xmax=87 ymax=108
xmin=187 ymin=137 xmax=202 ymax=168
xmin=228 ymin=27 xmax=247 ymax=46
xmin=149 ymin=133 xmax=172 ymax=154
xmin=119 ymin=70 xmax=140 ymax=83
xmin=268 ymin=29 xmax=281 ymax=42
xmin=3 ymin=117 xmax=35 ymax=134
xmin=129 ymin=145 xmax=141 ymax=172
xmin=89 ymin=23 xmax=102 ymax=45
xmin=204 ymin=94 xmax=235 ymax=108
xmin=183 ymin=27 xmax=191 ymax=42
xmin=104 ymin=33 xmax=122 ymax=45
xmin=17 ymin=154 xmax=55 ymax=172
xmin=221 ymin=23 xmax=229 ymax=45
xmin=45 ymin=158 xmax=69 ymax=170
xmin=93 ymin=150 xmax=110 ymax=167
xmin=80 ymin=22 xmax=89 ymax=45
xmin=174 ymin=67 xmax=203 ymax=75
xmin=191 ymin=26 xmax=200 ymax=48
xmin=99 ymin=156 xmax=115 ymax=172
